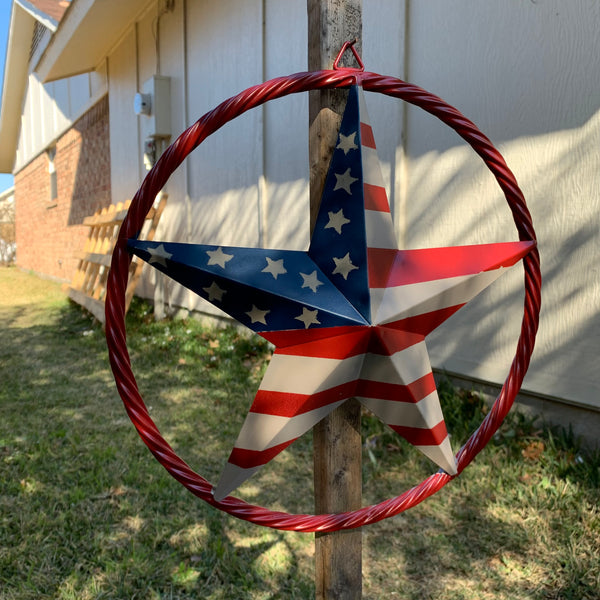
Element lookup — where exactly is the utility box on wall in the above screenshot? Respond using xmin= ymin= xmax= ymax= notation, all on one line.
xmin=134 ymin=75 xmax=171 ymax=139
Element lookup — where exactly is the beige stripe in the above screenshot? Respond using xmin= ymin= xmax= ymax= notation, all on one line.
xmin=362 ymin=146 xmax=385 ymax=185
xmin=235 ymin=400 xmax=346 ymax=451
xmin=372 ymin=268 xmax=509 ymax=325
xmin=358 ymin=391 xmax=444 ymax=429
xmin=213 ymin=463 xmax=262 ymax=502
xmin=360 ymin=341 xmax=432 ymax=385
xmin=416 ymin=437 xmax=457 ymax=476
xmin=259 ymin=353 xmax=365 ymax=395
xmin=358 ymin=87 xmax=371 ymax=126
xmin=366 ymin=209 xmax=397 ymax=249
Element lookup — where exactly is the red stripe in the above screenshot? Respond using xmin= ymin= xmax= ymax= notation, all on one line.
xmin=229 ymin=439 xmax=296 ymax=469
xmin=261 ymin=325 xmax=361 ymax=349
xmin=367 ymin=248 xmax=397 ymax=288
xmin=251 ymin=370 xmax=435 ymax=417
xmin=356 ymin=372 xmax=436 ymax=403
xmin=361 ymin=122 xmax=376 ymax=148
xmin=273 ymin=328 xmax=370 ymax=358
xmin=382 ymin=305 xmax=465 ymax=336
xmin=368 ymin=241 xmax=534 ymax=287
xmin=364 ymin=183 xmax=390 ymax=212
xmin=390 ymin=419 xmax=448 ymax=446
xmin=368 ymin=326 xmax=424 ymax=355
xmin=251 ymin=381 xmax=357 ymax=417
xmin=269 ymin=327 xmax=424 ymax=359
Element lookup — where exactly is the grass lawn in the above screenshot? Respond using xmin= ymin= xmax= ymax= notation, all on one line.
xmin=0 ymin=267 xmax=598 ymax=599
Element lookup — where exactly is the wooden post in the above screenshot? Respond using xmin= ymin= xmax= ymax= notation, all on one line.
xmin=308 ymin=2 xmax=363 ymax=599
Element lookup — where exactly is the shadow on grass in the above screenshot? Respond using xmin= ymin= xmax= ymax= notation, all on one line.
xmin=2 ymin=290 xmax=598 ymax=599
xmin=364 ymin=450 xmax=598 ymax=600
xmin=0 ymin=300 xmax=314 ymax=599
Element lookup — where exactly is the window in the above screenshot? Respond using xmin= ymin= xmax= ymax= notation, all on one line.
xmin=47 ymin=146 xmax=57 ymax=204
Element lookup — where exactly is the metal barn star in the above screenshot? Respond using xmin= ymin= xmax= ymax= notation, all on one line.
xmin=129 ymin=86 xmax=533 ymax=501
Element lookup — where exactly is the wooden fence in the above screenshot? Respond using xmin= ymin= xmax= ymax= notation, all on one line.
xmin=66 ymin=195 xmax=167 ymax=323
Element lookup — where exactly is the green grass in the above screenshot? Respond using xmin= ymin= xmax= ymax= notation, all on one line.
xmin=1 ymin=267 xmax=599 ymax=599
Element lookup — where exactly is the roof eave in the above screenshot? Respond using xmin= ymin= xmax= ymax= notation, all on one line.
xmin=0 ymin=4 xmax=36 ymax=173
xmin=14 ymin=0 xmax=59 ymax=33
xmin=36 ymin=0 xmax=153 ymax=83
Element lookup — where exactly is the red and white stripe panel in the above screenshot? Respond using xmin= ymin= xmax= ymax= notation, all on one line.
xmin=213 ymin=326 xmax=458 ymax=501
xmin=214 ymin=340 xmax=359 ymax=501
xmin=355 ymin=329 xmax=456 ymax=476
xmin=369 ymin=242 xmax=535 ymax=329
xmin=358 ymin=88 xmax=398 ymax=251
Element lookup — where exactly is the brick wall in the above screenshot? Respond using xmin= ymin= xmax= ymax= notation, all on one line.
xmin=15 ymin=96 xmax=112 ymax=281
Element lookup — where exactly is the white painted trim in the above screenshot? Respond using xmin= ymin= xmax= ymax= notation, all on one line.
xmin=13 ymin=91 xmax=109 ymax=176
xmin=36 ymin=0 xmax=155 ymax=83
xmin=0 ymin=186 xmax=15 ymax=203
xmin=14 ymin=0 xmax=58 ymax=32
xmin=0 ymin=3 xmax=34 ymax=172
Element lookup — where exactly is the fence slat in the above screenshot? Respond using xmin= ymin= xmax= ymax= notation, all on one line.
xmin=67 ymin=195 xmax=167 ymax=323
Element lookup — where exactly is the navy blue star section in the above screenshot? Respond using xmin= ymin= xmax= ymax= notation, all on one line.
xmin=309 ymin=86 xmax=370 ymax=321
xmin=129 ymin=242 xmax=367 ymax=333
xmin=129 ymin=86 xmax=373 ymax=338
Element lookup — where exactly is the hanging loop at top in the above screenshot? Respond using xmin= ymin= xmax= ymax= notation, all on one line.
xmin=333 ymin=39 xmax=365 ymax=72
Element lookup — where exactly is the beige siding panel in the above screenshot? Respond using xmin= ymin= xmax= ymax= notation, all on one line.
xmin=136 ymin=7 xmax=159 ymax=185
xmin=404 ymin=1 xmax=600 ymax=409
xmin=108 ymin=29 xmax=141 ymax=203
xmin=51 ymin=79 xmax=72 ymax=134
xmin=182 ymin=0 xmax=263 ymax=314
xmin=39 ymin=81 xmax=54 ymax=146
xmin=136 ymin=0 xmax=190 ymax=308
xmin=185 ymin=0 xmax=263 ymax=240
xmin=17 ymin=82 xmax=32 ymax=164
xmin=263 ymin=0 xmax=309 ymax=251
xmin=29 ymin=76 xmax=42 ymax=158
xmin=155 ymin=0 xmax=189 ymax=309
xmin=67 ymin=73 xmax=91 ymax=119
xmin=90 ymin=63 xmax=108 ymax=99
xmin=363 ymin=0 xmax=407 ymax=245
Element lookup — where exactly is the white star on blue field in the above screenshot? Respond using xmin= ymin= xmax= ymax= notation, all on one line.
xmin=129 ymin=86 xmax=373 ymax=336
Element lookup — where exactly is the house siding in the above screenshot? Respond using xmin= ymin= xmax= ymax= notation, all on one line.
xmin=15 ymin=96 xmax=111 ymax=281
xmin=6 ymin=0 xmax=600 ymax=416
xmin=100 ymin=0 xmax=600 ymax=412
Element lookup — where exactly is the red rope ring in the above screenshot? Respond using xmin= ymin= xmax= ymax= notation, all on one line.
xmin=105 ymin=68 xmax=541 ymax=532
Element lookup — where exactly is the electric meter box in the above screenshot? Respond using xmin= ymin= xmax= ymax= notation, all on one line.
xmin=141 ymin=75 xmax=171 ymax=138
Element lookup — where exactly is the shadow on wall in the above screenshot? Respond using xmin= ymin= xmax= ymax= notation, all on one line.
xmin=66 ymin=96 xmax=112 ymax=227
xmin=401 ymin=105 xmax=600 ymax=409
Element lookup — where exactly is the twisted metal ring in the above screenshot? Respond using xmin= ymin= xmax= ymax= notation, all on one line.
xmin=105 ymin=68 xmax=541 ymax=532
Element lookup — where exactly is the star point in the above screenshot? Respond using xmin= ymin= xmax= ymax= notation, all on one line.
xmin=337 ymin=131 xmax=358 ymax=155
xmin=207 ymin=247 xmax=234 ymax=268
xmin=332 ymin=252 xmax=359 ymax=280
xmin=324 ymin=209 xmax=351 ymax=235
xmin=262 ymin=257 xmax=287 ymax=279
xmin=333 ymin=168 xmax=358 ymax=195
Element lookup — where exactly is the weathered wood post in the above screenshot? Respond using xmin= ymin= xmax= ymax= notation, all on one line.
xmin=308 ymin=1 xmax=363 ymax=598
